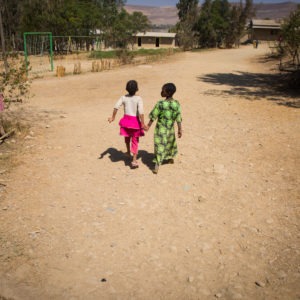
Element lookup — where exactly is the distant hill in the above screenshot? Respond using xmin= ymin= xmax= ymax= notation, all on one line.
xmin=253 ymin=2 xmax=298 ymax=19
xmin=125 ymin=5 xmax=178 ymax=26
xmin=125 ymin=2 xmax=298 ymax=26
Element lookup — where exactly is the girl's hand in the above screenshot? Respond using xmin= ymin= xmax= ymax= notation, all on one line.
xmin=108 ymin=117 xmax=114 ymax=123
xmin=178 ymin=129 xmax=182 ymax=138
xmin=143 ymin=124 xmax=149 ymax=131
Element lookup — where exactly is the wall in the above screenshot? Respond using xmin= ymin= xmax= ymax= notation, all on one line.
xmin=251 ymin=28 xmax=281 ymax=41
xmin=135 ymin=36 xmax=176 ymax=49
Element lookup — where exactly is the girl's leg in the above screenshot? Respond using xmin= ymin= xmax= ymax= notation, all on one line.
xmin=131 ymin=137 xmax=139 ymax=163
xmin=124 ymin=137 xmax=131 ymax=156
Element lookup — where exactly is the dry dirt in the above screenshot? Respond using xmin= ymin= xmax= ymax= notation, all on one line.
xmin=0 ymin=44 xmax=299 ymax=300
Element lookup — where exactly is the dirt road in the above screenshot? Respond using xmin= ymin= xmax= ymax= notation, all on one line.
xmin=0 ymin=44 xmax=299 ymax=300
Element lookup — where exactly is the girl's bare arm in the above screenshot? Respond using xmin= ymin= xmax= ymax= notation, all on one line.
xmin=139 ymin=114 xmax=146 ymax=129
xmin=108 ymin=108 xmax=118 ymax=123
xmin=177 ymin=122 xmax=182 ymax=138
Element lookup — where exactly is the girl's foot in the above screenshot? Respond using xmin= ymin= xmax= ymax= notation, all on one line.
xmin=124 ymin=151 xmax=131 ymax=157
xmin=152 ymin=164 xmax=159 ymax=174
xmin=131 ymin=161 xmax=139 ymax=169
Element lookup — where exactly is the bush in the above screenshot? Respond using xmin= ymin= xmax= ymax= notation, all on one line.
xmin=89 ymin=50 xmax=117 ymax=59
xmin=0 ymin=53 xmax=31 ymax=107
xmin=115 ymin=49 xmax=134 ymax=64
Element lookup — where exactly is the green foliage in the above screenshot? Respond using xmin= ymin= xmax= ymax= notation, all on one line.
xmin=177 ymin=0 xmax=199 ymax=22
xmin=176 ymin=0 xmax=200 ymax=50
xmin=89 ymin=48 xmax=177 ymax=60
xmin=281 ymin=6 xmax=300 ymax=66
xmin=1 ymin=0 xmax=149 ymax=51
xmin=89 ymin=50 xmax=118 ymax=59
xmin=279 ymin=5 xmax=300 ymax=88
xmin=115 ymin=49 xmax=134 ymax=64
xmin=181 ymin=0 xmax=254 ymax=49
xmin=133 ymin=48 xmax=176 ymax=56
xmin=103 ymin=8 xmax=150 ymax=49
xmin=196 ymin=0 xmax=229 ymax=47
xmin=90 ymin=49 xmax=134 ymax=62
xmin=196 ymin=0 xmax=217 ymax=47
xmin=223 ymin=0 xmax=254 ymax=48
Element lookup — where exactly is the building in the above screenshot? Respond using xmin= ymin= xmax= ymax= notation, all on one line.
xmin=249 ymin=19 xmax=282 ymax=41
xmin=134 ymin=32 xmax=177 ymax=49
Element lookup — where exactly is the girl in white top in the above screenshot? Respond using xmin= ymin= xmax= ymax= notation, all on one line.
xmin=108 ymin=80 xmax=145 ymax=168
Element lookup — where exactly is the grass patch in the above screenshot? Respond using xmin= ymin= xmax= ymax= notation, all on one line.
xmin=133 ymin=48 xmax=171 ymax=56
xmin=191 ymin=48 xmax=215 ymax=53
xmin=89 ymin=48 xmax=181 ymax=59
xmin=89 ymin=50 xmax=118 ymax=59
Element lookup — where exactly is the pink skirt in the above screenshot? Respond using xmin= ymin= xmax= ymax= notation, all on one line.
xmin=119 ymin=115 xmax=144 ymax=137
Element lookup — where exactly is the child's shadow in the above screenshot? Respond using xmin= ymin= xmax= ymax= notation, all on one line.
xmin=99 ymin=148 xmax=154 ymax=170
xmin=138 ymin=150 xmax=154 ymax=171
xmin=99 ymin=148 xmax=131 ymax=166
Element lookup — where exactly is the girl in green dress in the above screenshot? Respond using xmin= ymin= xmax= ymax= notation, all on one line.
xmin=146 ymin=83 xmax=182 ymax=174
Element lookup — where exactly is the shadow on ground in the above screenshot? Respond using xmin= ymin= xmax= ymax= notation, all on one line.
xmin=138 ymin=150 xmax=154 ymax=171
xmin=198 ymin=71 xmax=300 ymax=108
xmin=99 ymin=148 xmax=131 ymax=167
xmin=99 ymin=148 xmax=154 ymax=171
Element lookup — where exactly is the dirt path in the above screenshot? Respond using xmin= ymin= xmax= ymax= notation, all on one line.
xmin=0 ymin=45 xmax=299 ymax=300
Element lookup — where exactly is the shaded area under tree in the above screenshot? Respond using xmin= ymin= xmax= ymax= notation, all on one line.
xmin=198 ymin=71 xmax=300 ymax=108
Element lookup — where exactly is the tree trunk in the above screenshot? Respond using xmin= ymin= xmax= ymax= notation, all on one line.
xmin=0 ymin=5 xmax=9 ymax=73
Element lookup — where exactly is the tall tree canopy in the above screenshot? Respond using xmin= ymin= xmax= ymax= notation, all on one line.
xmin=281 ymin=5 xmax=300 ymax=66
xmin=196 ymin=0 xmax=253 ymax=48
xmin=0 ymin=0 xmax=149 ymax=50
xmin=176 ymin=0 xmax=254 ymax=49
xmin=176 ymin=0 xmax=199 ymax=50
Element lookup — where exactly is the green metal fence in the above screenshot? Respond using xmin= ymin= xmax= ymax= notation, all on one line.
xmin=23 ymin=32 xmax=54 ymax=74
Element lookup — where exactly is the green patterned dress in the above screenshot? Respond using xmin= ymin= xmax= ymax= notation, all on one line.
xmin=149 ymin=98 xmax=182 ymax=165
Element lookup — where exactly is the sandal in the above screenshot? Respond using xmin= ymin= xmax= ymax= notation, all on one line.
xmin=131 ymin=161 xmax=139 ymax=169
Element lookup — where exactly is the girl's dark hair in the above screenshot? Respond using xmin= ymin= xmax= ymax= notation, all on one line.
xmin=126 ymin=80 xmax=138 ymax=96
xmin=163 ymin=83 xmax=176 ymax=97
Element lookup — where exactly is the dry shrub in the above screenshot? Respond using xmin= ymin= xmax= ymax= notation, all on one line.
xmin=0 ymin=53 xmax=31 ymax=107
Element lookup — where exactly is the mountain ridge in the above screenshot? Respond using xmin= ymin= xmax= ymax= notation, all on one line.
xmin=125 ymin=2 xmax=299 ymax=25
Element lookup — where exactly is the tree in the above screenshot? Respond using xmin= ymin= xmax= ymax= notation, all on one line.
xmin=15 ymin=0 xmax=142 ymax=50
xmin=127 ymin=11 xmax=150 ymax=49
xmin=176 ymin=0 xmax=199 ymax=50
xmin=0 ymin=0 xmax=31 ymax=105
xmin=0 ymin=2 xmax=9 ymax=72
xmin=281 ymin=5 xmax=300 ymax=67
xmin=0 ymin=0 xmax=22 ymax=50
xmin=1 ymin=0 xmax=149 ymax=52
xmin=196 ymin=0 xmax=231 ymax=47
xmin=225 ymin=0 xmax=254 ymax=48
xmin=279 ymin=5 xmax=300 ymax=88
xmin=196 ymin=0 xmax=253 ymax=48
xmin=195 ymin=0 xmax=216 ymax=47
xmin=212 ymin=0 xmax=231 ymax=46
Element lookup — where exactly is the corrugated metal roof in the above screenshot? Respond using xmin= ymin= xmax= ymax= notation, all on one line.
xmin=251 ymin=19 xmax=281 ymax=29
xmin=135 ymin=32 xmax=176 ymax=38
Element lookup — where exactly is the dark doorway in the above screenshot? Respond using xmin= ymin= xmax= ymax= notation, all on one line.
xmin=156 ymin=38 xmax=160 ymax=47
xmin=138 ymin=37 xmax=142 ymax=47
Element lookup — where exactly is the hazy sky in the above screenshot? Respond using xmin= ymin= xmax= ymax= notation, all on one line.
xmin=126 ymin=0 xmax=300 ymax=5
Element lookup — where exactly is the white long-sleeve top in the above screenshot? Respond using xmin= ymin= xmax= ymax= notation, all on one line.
xmin=114 ymin=95 xmax=144 ymax=116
